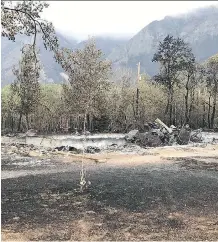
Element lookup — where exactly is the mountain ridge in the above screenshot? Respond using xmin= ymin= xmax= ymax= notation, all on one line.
xmin=1 ymin=5 xmax=218 ymax=86
xmin=1 ymin=33 xmax=129 ymax=86
xmin=108 ymin=5 xmax=218 ymax=75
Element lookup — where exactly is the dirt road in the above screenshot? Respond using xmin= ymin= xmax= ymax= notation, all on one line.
xmin=1 ymin=144 xmax=218 ymax=241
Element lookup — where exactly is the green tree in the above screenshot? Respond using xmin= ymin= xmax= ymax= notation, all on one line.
xmin=11 ymin=44 xmax=41 ymax=131
xmin=56 ymin=38 xmax=112 ymax=131
xmin=1 ymin=85 xmax=20 ymax=132
xmin=33 ymin=84 xmax=64 ymax=133
xmin=152 ymin=35 xmax=195 ymax=125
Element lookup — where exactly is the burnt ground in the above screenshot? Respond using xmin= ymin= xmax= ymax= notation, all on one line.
xmin=1 ymin=145 xmax=218 ymax=241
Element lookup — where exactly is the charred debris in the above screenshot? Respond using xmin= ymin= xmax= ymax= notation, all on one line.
xmin=125 ymin=118 xmax=203 ymax=147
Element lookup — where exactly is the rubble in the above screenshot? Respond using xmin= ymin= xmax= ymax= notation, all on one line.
xmin=85 ymin=146 xmax=101 ymax=154
xmin=54 ymin=145 xmax=101 ymax=154
xmin=190 ymin=129 xmax=203 ymax=143
xmin=104 ymin=143 xmax=149 ymax=155
xmin=155 ymin=118 xmax=173 ymax=134
xmin=125 ymin=119 xmax=204 ymax=148
xmin=177 ymin=125 xmax=191 ymax=145
xmin=212 ymin=138 xmax=218 ymax=144
xmin=54 ymin=146 xmax=82 ymax=154
xmin=2 ymin=120 xmax=217 ymax=158
xmin=136 ymin=132 xmax=163 ymax=147
xmin=55 ymin=146 xmax=70 ymax=151
xmin=125 ymin=130 xmax=139 ymax=142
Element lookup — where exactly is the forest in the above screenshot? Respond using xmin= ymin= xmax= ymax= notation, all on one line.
xmin=1 ymin=38 xmax=218 ymax=134
xmin=1 ymin=1 xmax=218 ymax=134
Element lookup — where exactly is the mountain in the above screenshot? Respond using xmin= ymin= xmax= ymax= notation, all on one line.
xmin=1 ymin=32 xmax=78 ymax=86
xmin=108 ymin=6 xmax=218 ymax=76
xmin=1 ymin=33 xmax=128 ymax=86
xmin=76 ymin=37 xmax=127 ymax=57
xmin=2 ymin=6 xmax=218 ymax=86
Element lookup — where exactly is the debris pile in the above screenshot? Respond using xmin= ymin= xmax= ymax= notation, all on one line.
xmin=125 ymin=119 xmax=204 ymax=148
xmin=1 ymin=143 xmax=53 ymax=158
xmin=54 ymin=145 xmax=82 ymax=154
xmin=54 ymin=145 xmax=101 ymax=154
xmin=85 ymin=146 xmax=101 ymax=154
xmin=190 ymin=129 xmax=203 ymax=143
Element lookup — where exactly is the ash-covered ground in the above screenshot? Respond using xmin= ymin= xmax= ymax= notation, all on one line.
xmin=1 ymin=140 xmax=218 ymax=241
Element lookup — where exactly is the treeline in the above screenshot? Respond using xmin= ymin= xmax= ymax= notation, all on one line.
xmin=1 ymin=36 xmax=218 ymax=134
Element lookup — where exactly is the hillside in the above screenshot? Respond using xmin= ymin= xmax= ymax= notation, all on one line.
xmin=1 ymin=34 xmax=128 ymax=86
xmin=1 ymin=6 xmax=218 ymax=86
xmin=108 ymin=6 xmax=218 ymax=76
xmin=1 ymin=32 xmax=77 ymax=86
xmin=76 ymin=37 xmax=127 ymax=57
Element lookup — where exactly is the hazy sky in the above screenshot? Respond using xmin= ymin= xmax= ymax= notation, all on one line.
xmin=42 ymin=1 xmax=217 ymax=41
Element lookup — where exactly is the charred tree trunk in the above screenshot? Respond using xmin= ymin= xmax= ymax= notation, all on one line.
xmin=83 ymin=113 xmax=87 ymax=133
xmin=18 ymin=113 xmax=22 ymax=132
xmin=208 ymin=95 xmax=211 ymax=129
xmin=169 ymin=87 xmax=173 ymax=125
xmin=136 ymin=88 xmax=139 ymax=120
xmin=1 ymin=115 xmax=4 ymax=130
xmin=211 ymin=83 xmax=217 ymax=129
xmin=211 ymin=100 xmax=216 ymax=129
xmin=11 ymin=116 xmax=14 ymax=132
xmin=26 ymin=114 xmax=29 ymax=130
xmin=165 ymin=97 xmax=169 ymax=115
xmin=189 ymin=90 xmax=195 ymax=125
xmin=173 ymin=103 xmax=176 ymax=126
xmin=87 ymin=114 xmax=90 ymax=131
xmin=185 ymin=75 xmax=190 ymax=124
xmin=202 ymin=102 xmax=206 ymax=128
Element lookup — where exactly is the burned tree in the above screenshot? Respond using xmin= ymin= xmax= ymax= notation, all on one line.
xmin=182 ymin=52 xmax=196 ymax=124
xmin=205 ymin=54 xmax=218 ymax=129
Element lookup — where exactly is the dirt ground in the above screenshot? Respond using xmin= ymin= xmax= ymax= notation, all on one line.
xmin=1 ymin=143 xmax=218 ymax=241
